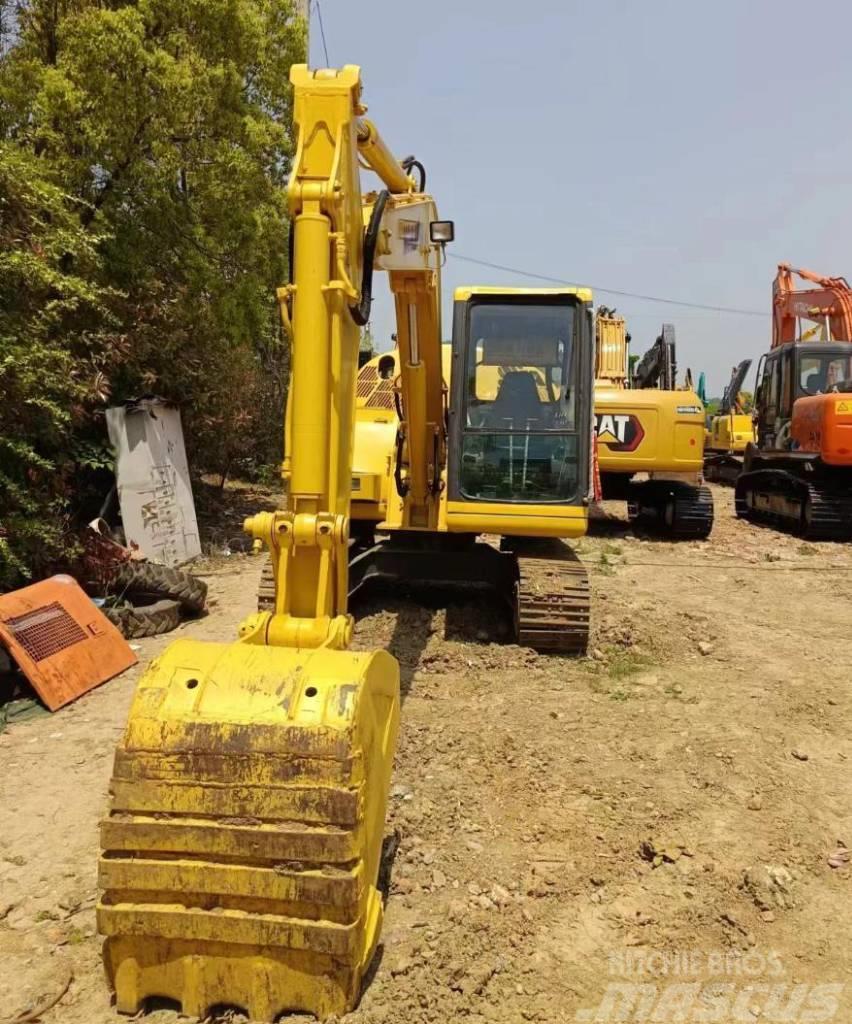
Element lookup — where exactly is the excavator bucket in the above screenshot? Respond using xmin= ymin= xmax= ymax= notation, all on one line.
xmin=98 ymin=639 xmax=399 ymax=1021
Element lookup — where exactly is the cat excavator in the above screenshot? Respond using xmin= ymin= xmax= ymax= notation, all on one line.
xmin=735 ymin=263 xmax=852 ymax=536
xmin=97 ymin=65 xmax=596 ymax=1021
xmin=594 ymin=310 xmax=713 ymax=537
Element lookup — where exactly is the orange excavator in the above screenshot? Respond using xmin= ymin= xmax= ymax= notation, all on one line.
xmin=735 ymin=263 xmax=852 ymax=537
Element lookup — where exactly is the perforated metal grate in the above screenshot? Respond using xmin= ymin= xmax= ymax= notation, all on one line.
xmin=365 ymin=380 xmax=395 ymax=410
xmin=5 ymin=601 xmax=88 ymax=663
xmin=356 ymin=365 xmax=378 ymax=398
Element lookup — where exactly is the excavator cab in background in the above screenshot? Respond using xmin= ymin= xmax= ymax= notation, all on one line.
xmin=593 ymin=311 xmax=714 ymax=538
xmin=98 ymin=64 xmax=596 ymax=1024
xmin=703 ymin=359 xmax=755 ymax=484
xmin=735 ymin=264 xmax=852 ymax=537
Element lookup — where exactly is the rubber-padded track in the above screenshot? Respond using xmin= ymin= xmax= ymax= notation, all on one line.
xmin=736 ymin=471 xmax=852 ymax=539
xmin=670 ymin=485 xmax=715 ymax=538
xmin=703 ymin=454 xmax=743 ymax=486
xmin=515 ymin=555 xmax=590 ymax=654
xmin=628 ymin=482 xmax=714 ymax=539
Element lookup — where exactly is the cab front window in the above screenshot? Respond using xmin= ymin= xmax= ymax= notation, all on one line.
xmin=798 ymin=352 xmax=852 ymax=395
xmin=459 ymin=300 xmax=580 ymax=502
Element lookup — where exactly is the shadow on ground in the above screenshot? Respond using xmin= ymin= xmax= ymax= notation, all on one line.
xmin=352 ymin=582 xmax=510 ymax=700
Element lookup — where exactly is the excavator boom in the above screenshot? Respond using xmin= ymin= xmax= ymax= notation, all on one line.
xmin=773 ymin=263 xmax=852 ymax=346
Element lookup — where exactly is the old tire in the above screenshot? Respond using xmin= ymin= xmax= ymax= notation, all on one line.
xmin=111 ymin=561 xmax=207 ymax=613
xmin=105 ymin=599 xmax=182 ymax=639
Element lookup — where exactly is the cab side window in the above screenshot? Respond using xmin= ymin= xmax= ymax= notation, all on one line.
xmin=762 ymin=356 xmax=780 ymax=424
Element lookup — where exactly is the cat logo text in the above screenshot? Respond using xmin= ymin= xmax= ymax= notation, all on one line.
xmin=594 ymin=413 xmax=645 ymax=453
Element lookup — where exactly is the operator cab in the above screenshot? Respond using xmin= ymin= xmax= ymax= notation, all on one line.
xmin=754 ymin=341 xmax=852 ymax=448
xmin=448 ymin=288 xmax=593 ymax=505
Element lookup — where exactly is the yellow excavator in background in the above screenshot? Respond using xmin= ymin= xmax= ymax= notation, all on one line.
xmin=98 ymin=65 xmax=596 ymax=1022
xmin=703 ymin=359 xmax=755 ymax=484
xmin=593 ymin=310 xmax=714 ymax=537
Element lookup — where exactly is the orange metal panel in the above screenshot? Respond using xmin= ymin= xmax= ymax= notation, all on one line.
xmin=0 ymin=575 xmax=137 ymax=711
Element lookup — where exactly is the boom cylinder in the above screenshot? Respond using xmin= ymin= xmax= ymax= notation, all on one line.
xmin=289 ymin=208 xmax=331 ymax=506
xmin=356 ymin=119 xmax=414 ymax=194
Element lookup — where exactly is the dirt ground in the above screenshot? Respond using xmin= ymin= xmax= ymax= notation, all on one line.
xmin=1 ymin=483 xmax=850 ymax=1024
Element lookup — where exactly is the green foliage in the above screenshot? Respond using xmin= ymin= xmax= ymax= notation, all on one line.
xmin=0 ymin=0 xmax=305 ymax=584
xmin=0 ymin=143 xmax=117 ymax=584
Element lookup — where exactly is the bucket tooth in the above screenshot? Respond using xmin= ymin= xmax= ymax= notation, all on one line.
xmin=98 ymin=639 xmax=399 ymax=1021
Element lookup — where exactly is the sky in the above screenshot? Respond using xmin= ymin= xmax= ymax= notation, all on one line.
xmin=308 ymin=0 xmax=852 ymax=396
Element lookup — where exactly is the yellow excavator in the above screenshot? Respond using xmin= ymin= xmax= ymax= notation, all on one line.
xmin=594 ymin=309 xmax=713 ymax=537
xmin=703 ymin=359 xmax=755 ymax=484
xmin=98 ymin=65 xmax=596 ymax=1021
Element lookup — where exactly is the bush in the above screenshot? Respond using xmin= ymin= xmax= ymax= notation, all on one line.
xmin=0 ymin=0 xmax=305 ymax=585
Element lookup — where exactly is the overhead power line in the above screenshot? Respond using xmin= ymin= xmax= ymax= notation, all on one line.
xmin=314 ymin=0 xmax=330 ymax=67
xmin=449 ymin=252 xmax=767 ymax=317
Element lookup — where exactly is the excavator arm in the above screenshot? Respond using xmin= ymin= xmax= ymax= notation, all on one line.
xmin=632 ymin=323 xmax=677 ymax=390
xmin=98 ymin=65 xmax=451 ymax=1022
xmin=773 ymin=263 xmax=852 ymax=345
xmin=240 ymin=65 xmax=448 ymax=647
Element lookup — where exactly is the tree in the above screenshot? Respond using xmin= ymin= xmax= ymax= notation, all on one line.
xmin=359 ymin=328 xmax=375 ymax=368
xmin=0 ymin=0 xmax=305 ymax=583
xmin=0 ymin=143 xmax=117 ymax=584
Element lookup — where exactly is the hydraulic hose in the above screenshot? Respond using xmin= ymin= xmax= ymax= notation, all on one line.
xmin=350 ymin=189 xmax=389 ymax=327
xmin=401 ymin=155 xmax=426 ymax=192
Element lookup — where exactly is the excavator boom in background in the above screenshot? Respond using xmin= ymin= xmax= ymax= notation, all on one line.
xmin=735 ymin=263 xmax=852 ymax=538
xmin=98 ymin=64 xmax=597 ymax=1022
xmin=593 ymin=310 xmax=714 ymax=538
xmin=703 ymin=359 xmax=755 ymax=484
xmin=632 ymin=322 xmax=676 ymax=390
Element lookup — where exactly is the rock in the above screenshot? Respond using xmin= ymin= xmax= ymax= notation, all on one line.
xmin=432 ymin=868 xmax=447 ymax=888
xmin=743 ymin=864 xmax=797 ymax=910
xmin=391 ymin=784 xmax=412 ymax=799
xmin=697 ymin=641 xmax=714 ymax=656
xmin=44 ymin=926 xmax=67 ymax=946
xmin=765 ymin=552 xmax=782 ymax=562
xmin=491 ymin=884 xmax=511 ymax=906
xmin=477 ymin=894 xmax=495 ymax=910
xmin=447 ymin=900 xmax=467 ymax=922
xmin=747 ymin=793 xmax=763 ymax=811
xmin=827 ymin=847 xmax=850 ymax=869
xmin=791 ymin=749 xmax=809 ymax=762
xmin=390 ymin=955 xmax=416 ymax=977
xmin=761 ymin=910 xmax=776 ymax=923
